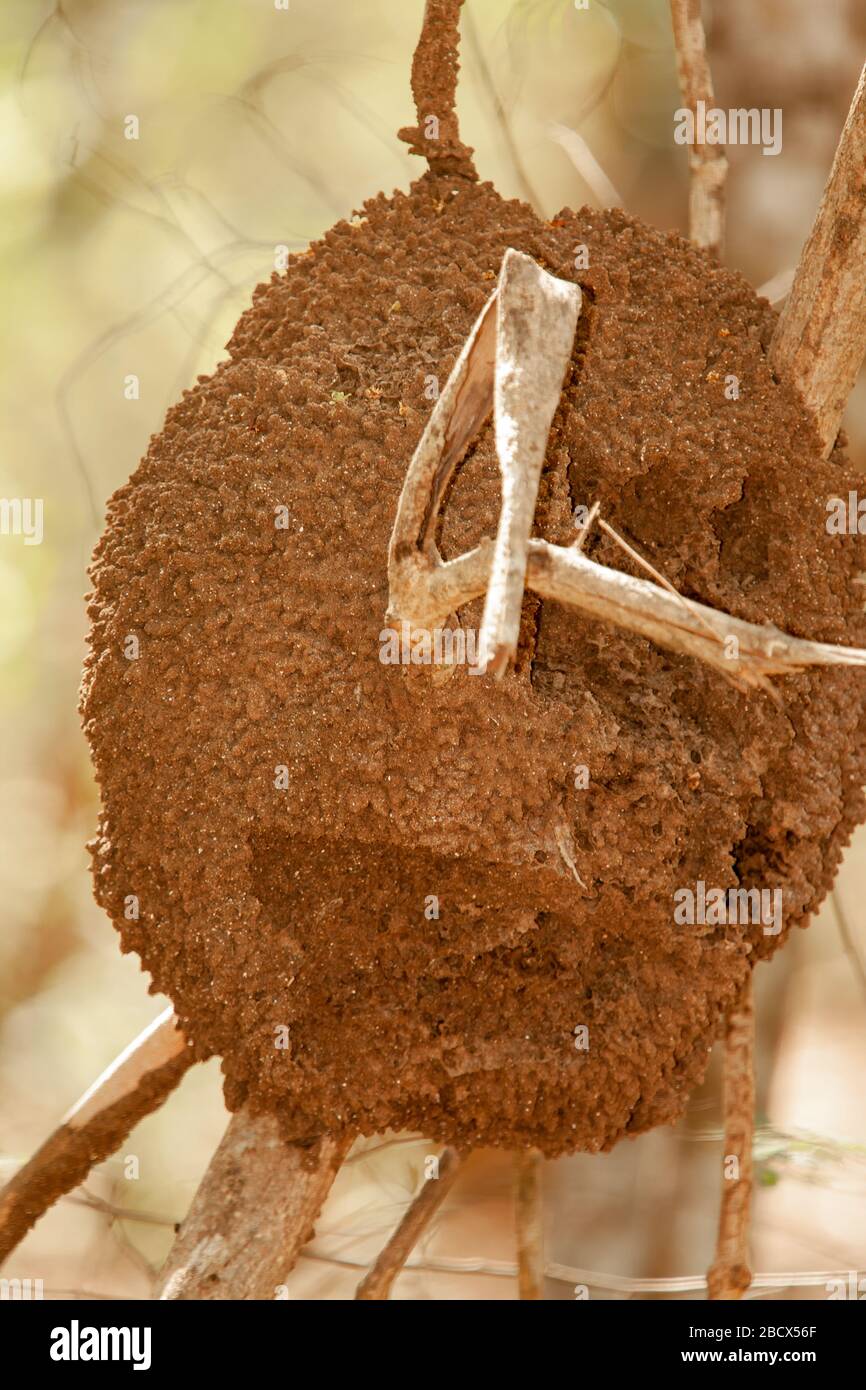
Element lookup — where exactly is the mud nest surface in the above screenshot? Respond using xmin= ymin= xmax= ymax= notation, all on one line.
xmin=82 ymin=173 xmax=866 ymax=1157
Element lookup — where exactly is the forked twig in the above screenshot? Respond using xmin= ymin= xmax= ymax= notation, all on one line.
xmin=514 ymin=1149 xmax=545 ymax=1300
xmin=669 ymin=0 xmax=727 ymax=259
xmin=355 ymin=1146 xmax=465 ymax=1300
xmin=770 ymin=63 xmax=866 ymax=458
xmin=387 ymin=248 xmax=866 ymax=688
xmin=155 ymin=1111 xmax=352 ymax=1300
xmin=0 ymin=1007 xmax=192 ymax=1266
xmin=707 ymin=979 xmax=755 ymax=1300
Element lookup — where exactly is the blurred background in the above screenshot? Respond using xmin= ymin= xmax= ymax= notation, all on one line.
xmin=1 ymin=0 xmax=865 ymax=1300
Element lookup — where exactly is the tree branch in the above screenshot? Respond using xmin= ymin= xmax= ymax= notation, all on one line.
xmin=669 ymin=0 xmax=727 ymax=259
xmin=155 ymin=1110 xmax=351 ymax=1300
xmin=0 ymin=1007 xmax=192 ymax=1267
xmin=355 ymin=1147 xmax=465 ymax=1300
xmin=514 ymin=1149 xmax=545 ymax=1300
xmin=707 ymin=978 xmax=755 ymax=1300
xmin=770 ymin=63 xmax=866 ymax=458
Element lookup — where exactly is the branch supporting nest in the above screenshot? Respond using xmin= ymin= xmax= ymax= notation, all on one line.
xmin=770 ymin=62 xmax=866 ymax=458
xmin=387 ymin=249 xmax=866 ymax=689
xmin=155 ymin=1111 xmax=352 ymax=1300
xmin=398 ymin=0 xmax=476 ymax=180
xmin=707 ymin=978 xmax=755 ymax=1300
xmin=0 ymin=1007 xmax=192 ymax=1267
xmin=514 ymin=1149 xmax=545 ymax=1300
xmin=669 ymin=0 xmax=727 ymax=259
xmin=355 ymin=1146 xmax=465 ymax=1300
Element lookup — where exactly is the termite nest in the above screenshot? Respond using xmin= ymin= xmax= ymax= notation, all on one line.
xmin=81 ymin=2 xmax=866 ymax=1156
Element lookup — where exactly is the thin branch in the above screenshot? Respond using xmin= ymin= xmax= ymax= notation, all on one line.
xmin=155 ymin=1110 xmax=351 ymax=1300
xmin=0 ymin=1008 xmax=192 ymax=1266
xmin=67 ymin=1187 xmax=176 ymax=1228
xmin=514 ymin=1149 xmax=545 ymax=1300
xmin=549 ymin=123 xmax=623 ymax=209
xmin=397 ymin=0 xmax=476 ymax=180
xmin=830 ymin=889 xmax=866 ymax=1005
xmin=307 ymin=1247 xmax=858 ymax=1297
xmin=669 ymin=0 xmax=727 ymax=259
xmin=707 ymin=978 xmax=755 ymax=1300
xmin=597 ymin=515 xmax=720 ymax=644
xmin=770 ymin=63 xmax=866 ymax=458
xmin=355 ymin=1147 xmax=465 ymax=1300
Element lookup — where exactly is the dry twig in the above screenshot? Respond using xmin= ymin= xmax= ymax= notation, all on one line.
xmin=669 ymin=0 xmax=727 ymax=259
xmin=155 ymin=1110 xmax=352 ymax=1300
xmin=668 ymin=12 xmax=757 ymax=1303
xmin=0 ymin=1007 xmax=191 ymax=1266
xmin=549 ymin=123 xmax=624 ymax=209
xmin=479 ymin=250 xmax=581 ymax=674
xmin=770 ymin=63 xmax=866 ymax=458
xmin=707 ymin=979 xmax=755 ymax=1300
xmin=514 ymin=1149 xmax=545 ymax=1300
xmin=387 ymin=252 xmax=866 ymax=688
xmin=355 ymin=1147 xmax=465 ymax=1300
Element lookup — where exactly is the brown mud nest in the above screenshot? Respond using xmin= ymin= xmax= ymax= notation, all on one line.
xmin=82 ymin=13 xmax=866 ymax=1159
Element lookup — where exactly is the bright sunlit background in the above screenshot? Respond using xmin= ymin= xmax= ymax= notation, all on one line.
xmin=1 ymin=0 xmax=865 ymax=1299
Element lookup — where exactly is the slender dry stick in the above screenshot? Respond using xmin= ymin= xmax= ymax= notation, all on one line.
xmin=0 ymin=1007 xmax=192 ymax=1267
xmin=514 ymin=1149 xmax=545 ymax=1300
xmin=770 ymin=63 xmax=866 ymax=458
xmin=669 ymin=3 xmax=756 ymax=1301
xmin=480 ymin=250 xmax=581 ymax=675
xmin=707 ymin=978 xmax=755 ymax=1300
xmin=669 ymin=0 xmax=727 ymax=259
xmin=397 ymin=0 xmax=476 ymax=179
xmin=355 ymin=1147 xmax=465 ymax=1300
xmin=310 ymin=1246 xmax=856 ymax=1296
xmin=549 ymin=123 xmax=624 ymax=208
xmin=155 ymin=1111 xmax=352 ymax=1300
xmin=463 ymin=4 xmax=543 ymax=211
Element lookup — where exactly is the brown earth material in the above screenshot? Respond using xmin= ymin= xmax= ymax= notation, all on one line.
xmin=398 ymin=0 xmax=476 ymax=180
xmin=81 ymin=172 xmax=866 ymax=1158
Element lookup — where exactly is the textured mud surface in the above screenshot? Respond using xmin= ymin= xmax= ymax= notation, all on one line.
xmin=82 ymin=173 xmax=866 ymax=1156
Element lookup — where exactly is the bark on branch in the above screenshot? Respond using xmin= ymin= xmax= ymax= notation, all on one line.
xmin=669 ymin=0 xmax=727 ymax=259
xmin=355 ymin=1146 xmax=465 ymax=1300
xmin=0 ymin=1007 xmax=192 ymax=1266
xmin=770 ymin=63 xmax=866 ymax=458
xmin=707 ymin=979 xmax=755 ymax=1300
xmin=155 ymin=1110 xmax=351 ymax=1300
xmin=514 ymin=1149 xmax=545 ymax=1300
